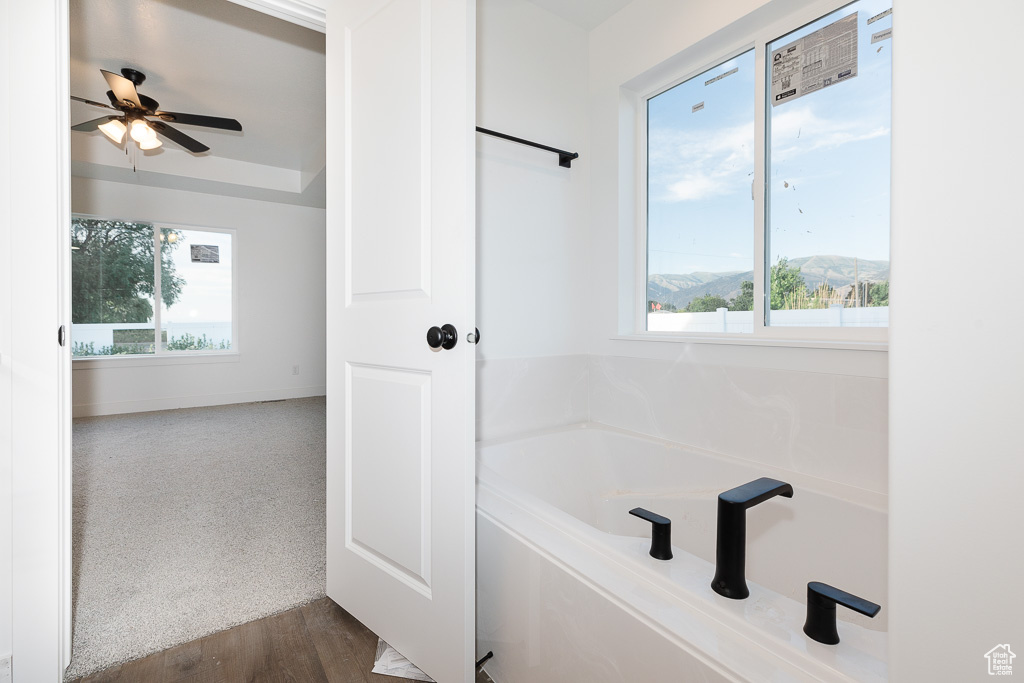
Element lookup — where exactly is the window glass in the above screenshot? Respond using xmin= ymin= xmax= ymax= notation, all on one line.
xmin=646 ymin=50 xmax=755 ymax=333
xmin=71 ymin=217 xmax=157 ymax=357
xmin=766 ymin=0 xmax=891 ymax=327
xmin=71 ymin=216 xmax=234 ymax=357
xmin=159 ymin=228 xmax=233 ymax=352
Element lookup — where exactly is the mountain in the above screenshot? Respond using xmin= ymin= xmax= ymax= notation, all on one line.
xmin=787 ymin=255 xmax=889 ymax=290
xmin=648 ymin=270 xmax=752 ymax=309
xmin=647 ymin=255 xmax=889 ymax=310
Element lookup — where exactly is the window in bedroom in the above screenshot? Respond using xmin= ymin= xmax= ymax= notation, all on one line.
xmin=71 ymin=216 xmax=234 ymax=358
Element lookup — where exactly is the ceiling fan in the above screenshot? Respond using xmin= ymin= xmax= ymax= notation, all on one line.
xmin=71 ymin=67 xmax=242 ymax=154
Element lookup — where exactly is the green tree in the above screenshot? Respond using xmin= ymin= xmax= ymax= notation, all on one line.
xmin=729 ymin=281 xmax=754 ymax=311
xmin=769 ymin=257 xmax=807 ymax=310
xmin=868 ymin=281 xmax=889 ymax=307
xmin=71 ymin=218 xmax=185 ymax=324
xmin=685 ymin=292 xmax=729 ymax=312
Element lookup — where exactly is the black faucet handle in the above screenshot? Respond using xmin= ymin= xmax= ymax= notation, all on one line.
xmin=629 ymin=507 xmax=673 ymax=561
xmin=804 ymin=581 xmax=881 ymax=644
xmin=719 ymin=477 xmax=794 ymax=508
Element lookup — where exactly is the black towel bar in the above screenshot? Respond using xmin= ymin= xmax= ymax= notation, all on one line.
xmin=476 ymin=126 xmax=579 ymax=168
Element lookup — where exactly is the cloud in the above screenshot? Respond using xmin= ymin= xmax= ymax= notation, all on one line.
xmin=770 ymin=103 xmax=889 ymax=163
xmin=648 ymin=101 xmax=889 ymax=203
xmin=648 ymin=121 xmax=753 ymax=203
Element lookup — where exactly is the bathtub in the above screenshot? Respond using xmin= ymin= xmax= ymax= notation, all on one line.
xmin=475 ymin=423 xmax=887 ymax=682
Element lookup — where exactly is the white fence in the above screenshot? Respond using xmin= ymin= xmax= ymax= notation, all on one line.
xmin=647 ymin=305 xmax=889 ymax=334
xmin=71 ymin=321 xmax=232 ymax=352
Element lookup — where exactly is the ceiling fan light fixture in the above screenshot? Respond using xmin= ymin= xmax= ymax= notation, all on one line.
xmin=139 ymin=137 xmax=162 ymax=150
xmin=98 ymin=118 xmax=127 ymax=143
xmin=130 ymin=119 xmax=156 ymax=143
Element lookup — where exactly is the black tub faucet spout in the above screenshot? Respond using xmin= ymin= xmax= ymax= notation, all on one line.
xmin=711 ymin=477 xmax=793 ymax=599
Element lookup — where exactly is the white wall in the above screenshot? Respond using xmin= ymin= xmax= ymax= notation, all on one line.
xmin=889 ymin=1 xmax=1024 ymax=679
xmin=475 ymin=0 xmax=591 ymax=440
xmin=70 ymin=177 xmax=326 ymax=417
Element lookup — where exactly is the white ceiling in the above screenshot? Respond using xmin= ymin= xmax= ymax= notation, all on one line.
xmin=70 ymin=0 xmax=326 ymax=205
xmin=524 ymin=0 xmax=633 ymax=30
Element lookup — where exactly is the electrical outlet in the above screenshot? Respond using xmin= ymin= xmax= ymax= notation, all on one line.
xmin=292 ymin=365 xmax=300 ymax=376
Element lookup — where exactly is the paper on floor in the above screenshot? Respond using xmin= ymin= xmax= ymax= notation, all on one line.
xmin=372 ymin=639 xmax=435 ymax=682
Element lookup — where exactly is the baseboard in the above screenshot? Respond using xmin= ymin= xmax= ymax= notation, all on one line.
xmin=72 ymin=385 xmax=327 ymax=418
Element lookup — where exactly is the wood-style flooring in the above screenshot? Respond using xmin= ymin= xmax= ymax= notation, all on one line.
xmin=71 ymin=597 xmax=495 ymax=683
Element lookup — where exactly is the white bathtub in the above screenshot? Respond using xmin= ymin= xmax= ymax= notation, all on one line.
xmin=475 ymin=423 xmax=887 ymax=682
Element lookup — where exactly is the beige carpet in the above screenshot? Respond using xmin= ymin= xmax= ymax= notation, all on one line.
xmin=66 ymin=397 xmax=327 ymax=680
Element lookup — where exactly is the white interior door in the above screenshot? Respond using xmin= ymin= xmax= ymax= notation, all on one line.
xmin=324 ymin=1 xmax=476 ymax=682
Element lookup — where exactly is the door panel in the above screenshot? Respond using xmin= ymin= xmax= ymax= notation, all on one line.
xmin=347 ymin=363 xmax=432 ymax=595
xmin=325 ymin=0 xmax=475 ymax=681
xmin=348 ymin=0 xmax=429 ymax=299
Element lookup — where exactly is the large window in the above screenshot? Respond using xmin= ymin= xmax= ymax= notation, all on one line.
xmin=71 ymin=216 xmax=234 ymax=358
xmin=645 ymin=0 xmax=891 ymax=337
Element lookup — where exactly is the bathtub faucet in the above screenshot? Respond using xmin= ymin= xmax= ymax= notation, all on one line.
xmin=629 ymin=507 xmax=673 ymax=560
xmin=711 ymin=477 xmax=793 ymax=599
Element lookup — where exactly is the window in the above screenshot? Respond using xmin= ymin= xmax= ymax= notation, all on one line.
xmin=644 ymin=0 xmax=891 ymax=338
xmin=71 ymin=216 xmax=234 ymax=358
xmin=647 ymin=51 xmax=755 ymax=333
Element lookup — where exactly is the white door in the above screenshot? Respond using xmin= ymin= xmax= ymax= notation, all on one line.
xmin=324 ymin=1 xmax=476 ymax=682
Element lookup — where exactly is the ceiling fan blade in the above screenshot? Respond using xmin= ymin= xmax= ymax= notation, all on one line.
xmin=101 ymin=69 xmax=142 ymax=109
xmin=150 ymin=121 xmax=210 ymax=153
xmin=152 ymin=111 xmax=242 ymax=131
xmin=71 ymin=116 xmax=116 ymax=132
xmin=71 ymin=95 xmax=116 ymax=110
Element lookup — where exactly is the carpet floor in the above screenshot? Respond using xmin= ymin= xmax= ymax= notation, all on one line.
xmin=66 ymin=397 xmax=327 ymax=681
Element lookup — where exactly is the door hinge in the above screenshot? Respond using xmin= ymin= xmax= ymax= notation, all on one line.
xmin=57 ymin=325 xmax=66 ymax=347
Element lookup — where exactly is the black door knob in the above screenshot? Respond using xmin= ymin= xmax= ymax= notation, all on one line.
xmin=426 ymin=324 xmax=458 ymax=350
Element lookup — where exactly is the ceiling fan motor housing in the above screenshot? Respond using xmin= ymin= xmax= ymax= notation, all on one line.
xmin=120 ymin=67 xmax=146 ymax=86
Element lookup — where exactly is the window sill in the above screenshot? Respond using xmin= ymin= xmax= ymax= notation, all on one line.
xmin=71 ymin=352 xmax=241 ymax=370
xmin=611 ymin=333 xmax=887 ymax=352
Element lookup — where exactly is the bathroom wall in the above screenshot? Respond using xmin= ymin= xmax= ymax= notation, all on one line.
xmin=583 ymin=0 xmax=889 ymax=495
xmin=475 ymin=0 xmax=591 ymax=441
xmin=889 ymin=1 xmax=1024 ymax=679
xmin=70 ymin=177 xmax=327 ymax=416
xmin=477 ymin=0 xmax=888 ymax=499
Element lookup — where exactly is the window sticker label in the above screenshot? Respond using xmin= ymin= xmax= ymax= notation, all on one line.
xmin=705 ymin=67 xmax=739 ymax=86
xmin=770 ymin=12 xmax=858 ymax=107
xmin=190 ymin=244 xmax=220 ymax=263
xmin=866 ymin=8 xmax=891 ymax=25
xmin=692 ymin=101 xmax=705 ymax=113
xmin=871 ymin=28 xmax=892 ymax=44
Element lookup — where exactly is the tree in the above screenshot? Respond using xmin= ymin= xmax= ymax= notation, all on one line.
xmin=71 ymin=218 xmax=185 ymax=324
xmin=868 ymin=281 xmax=889 ymax=307
xmin=729 ymin=281 xmax=754 ymax=311
xmin=685 ymin=292 xmax=729 ymax=312
xmin=769 ymin=257 xmax=807 ymax=310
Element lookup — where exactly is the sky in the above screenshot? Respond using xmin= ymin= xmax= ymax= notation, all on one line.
xmin=647 ymin=0 xmax=893 ymax=278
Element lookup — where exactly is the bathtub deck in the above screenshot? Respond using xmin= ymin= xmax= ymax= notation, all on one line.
xmin=70 ymin=597 xmax=495 ymax=683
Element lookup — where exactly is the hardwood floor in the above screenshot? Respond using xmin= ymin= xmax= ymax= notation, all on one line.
xmin=71 ymin=598 xmax=495 ymax=683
